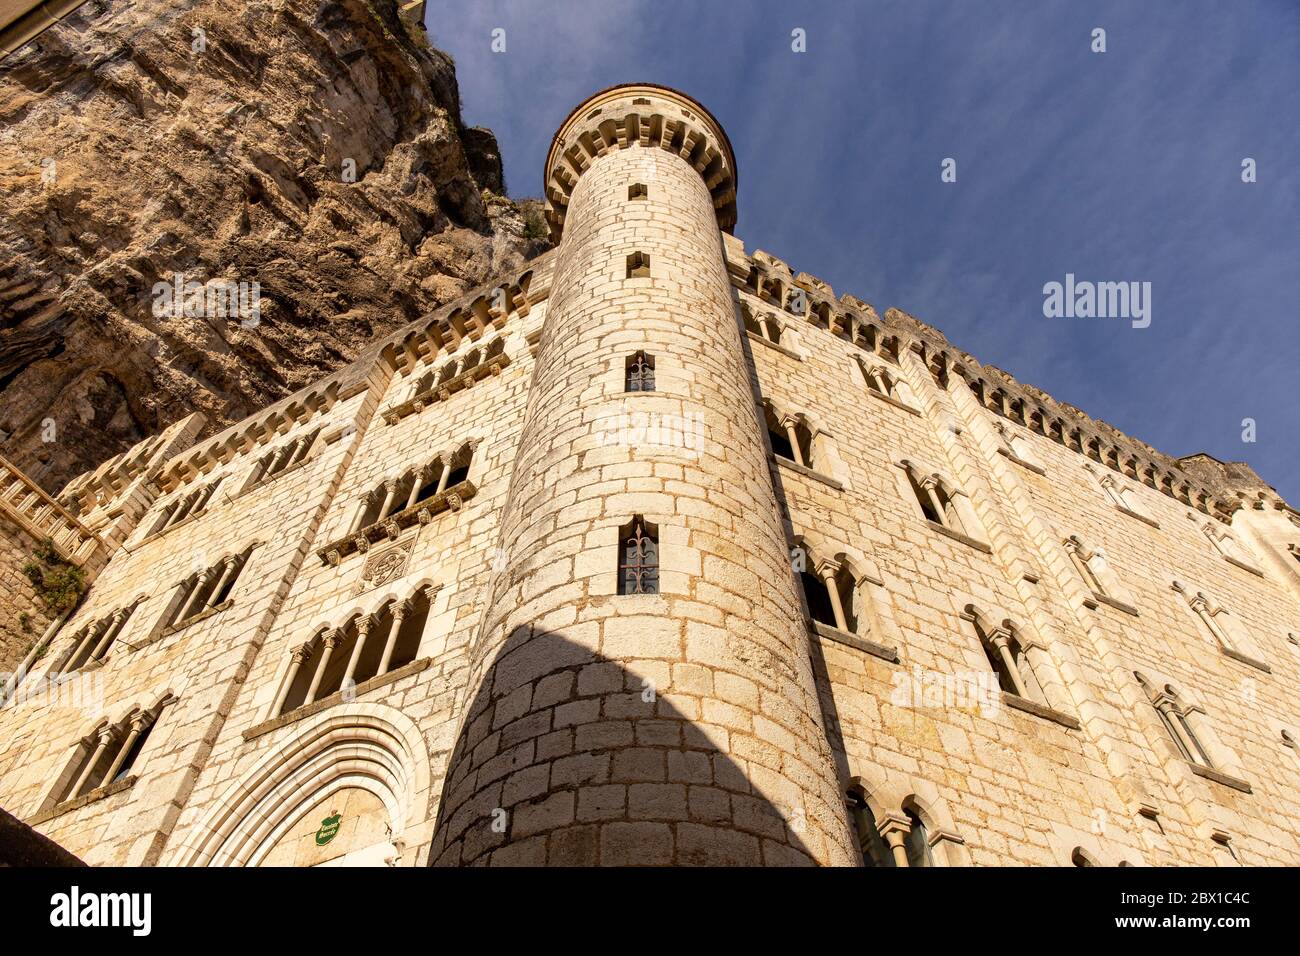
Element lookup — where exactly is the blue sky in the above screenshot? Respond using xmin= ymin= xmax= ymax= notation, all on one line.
xmin=429 ymin=0 xmax=1299 ymax=501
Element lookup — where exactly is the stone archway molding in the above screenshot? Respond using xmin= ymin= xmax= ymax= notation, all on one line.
xmin=169 ymin=703 xmax=431 ymax=867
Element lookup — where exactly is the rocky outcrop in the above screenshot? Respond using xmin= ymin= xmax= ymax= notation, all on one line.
xmin=0 ymin=0 xmax=547 ymax=492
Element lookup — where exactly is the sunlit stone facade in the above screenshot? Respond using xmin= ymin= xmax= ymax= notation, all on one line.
xmin=2 ymin=85 xmax=1297 ymax=867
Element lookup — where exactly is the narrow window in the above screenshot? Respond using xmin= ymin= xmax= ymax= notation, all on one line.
xmin=628 ymin=183 xmax=647 ymax=200
xmin=1066 ymin=536 xmax=1111 ymax=597
xmin=168 ymin=549 xmax=250 ymax=629
xmin=1137 ymin=674 xmax=1214 ymax=769
xmin=800 ymin=571 xmax=837 ymax=629
xmin=800 ymin=559 xmax=858 ymax=634
xmin=1154 ymin=701 xmax=1194 ymax=761
xmin=110 ymin=712 xmax=157 ymax=784
xmin=860 ymin=361 xmax=893 ymax=397
xmin=626 ymin=251 xmax=650 ymax=279
xmin=906 ymin=469 xmax=943 ymax=525
xmin=904 ymin=810 xmax=934 ymax=868
xmin=1071 ymin=847 xmax=1097 ymax=867
xmin=967 ymin=608 xmax=1040 ymax=701
xmin=618 ymin=517 xmax=659 ymax=595
xmin=846 ymin=790 xmax=894 ymax=867
xmin=58 ymin=601 xmax=139 ymax=673
xmin=625 ymin=351 xmax=655 ymax=392
xmin=764 ymin=407 xmax=812 ymax=467
xmin=55 ymin=708 xmax=162 ymax=804
xmin=767 ymin=422 xmax=795 ymax=461
xmin=445 ymin=448 xmax=472 ymax=487
xmin=977 ymin=621 xmax=1022 ymax=696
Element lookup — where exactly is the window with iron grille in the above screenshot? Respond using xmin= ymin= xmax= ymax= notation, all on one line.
xmin=626 ymin=351 xmax=655 ymax=392
xmin=618 ymin=517 xmax=659 ymax=594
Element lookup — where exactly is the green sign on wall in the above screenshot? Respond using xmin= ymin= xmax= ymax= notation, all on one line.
xmin=315 ymin=812 xmax=341 ymax=846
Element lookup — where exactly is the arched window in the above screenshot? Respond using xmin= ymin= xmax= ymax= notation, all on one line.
xmin=903 ymin=809 xmax=934 ymax=868
xmin=1171 ymin=582 xmax=1261 ymax=665
xmin=617 ymin=516 xmax=659 ymax=595
xmin=1086 ymin=464 xmax=1155 ymax=524
xmin=800 ymin=558 xmax=858 ymax=635
xmin=163 ymin=546 xmax=255 ymax=631
xmin=626 ymin=351 xmax=655 ymax=392
xmin=56 ymin=600 xmax=142 ymax=674
xmin=51 ymin=701 xmax=169 ymax=806
xmin=1065 ymin=535 xmax=1125 ymax=603
xmin=857 ymin=358 xmax=912 ymax=406
xmin=846 ymin=789 xmax=894 ymax=867
xmin=1136 ymin=674 xmax=1214 ymax=769
xmin=763 ymin=403 xmax=814 ymax=468
xmin=150 ymin=478 xmax=222 ymax=535
xmin=276 ymin=587 xmax=435 ymax=716
xmin=743 ymin=305 xmax=783 ymax=346
xmin=967 ymin=606 xmax=1043 ymax=703
xmin=994 ymin=421 xmax=1043 ymax=470
xmin=900 ymin=461 xmax=973 ymax=536
xmin=1200 ymin=522 xmax=1257 ymax=572
xmin=349 ymin=444 xmax=476 ymax=536
xmin=247 ymin=428 xmax=320 ymax=490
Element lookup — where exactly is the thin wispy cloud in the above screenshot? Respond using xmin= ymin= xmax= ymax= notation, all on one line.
xmin=436 ymin=0 xmax=1300 ymax=498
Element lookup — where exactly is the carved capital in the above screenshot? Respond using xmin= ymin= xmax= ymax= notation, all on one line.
xmin=876 ymin=811 xmax=911 ymax=843
xmin=814 ymin=558 xmax=841 ymax=581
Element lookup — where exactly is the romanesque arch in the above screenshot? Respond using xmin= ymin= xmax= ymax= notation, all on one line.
xmin=169 ymin=704 xmax=430 ymax=867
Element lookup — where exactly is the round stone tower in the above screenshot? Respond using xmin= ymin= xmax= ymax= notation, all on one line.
xmin=429 ymin=84 xmax=856 ymax=866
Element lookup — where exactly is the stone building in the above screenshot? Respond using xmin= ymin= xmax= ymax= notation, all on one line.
xmin=1 ymin=84 xmax=1298 ymax=867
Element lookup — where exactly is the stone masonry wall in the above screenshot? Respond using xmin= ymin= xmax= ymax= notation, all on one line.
xmin=0 ymin=84 xmax=1296 ymax=868
xmin=0 ymin=520 xmax=53 ymax=674
xmin=429 ymin=131 xmax=856 ymax=866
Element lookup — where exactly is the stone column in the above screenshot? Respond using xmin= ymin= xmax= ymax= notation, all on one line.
xmin=206 ymin=556 xmax=241 ymax=609
xmin=305 ymin=630 xmax=342 ymax=704
xmin=272 ymin=646 xmax=311 ymax=716
xmin=434 ymin=460 xmax=452 ymax=496
xmin=101 ymin=713 xmax=149 ymax=783
xmin=176 ymin=568 xmax=217 ymax=624
xmin=815 ymin=559 xmax=849 ymax=632
xmin=878 ymin=814 xmax=911 ymax=868
xmin=377 ymin=480 xmax=399 ymax=522
xmin=781 ymin=417 xmax=805 ymax=467
xmin=71 ymin=727 xmax=115 ymax=799
xmin=377 ymin=602 xmax=409 ymax=675
xmin=429 ymin=85 xmax=855 ymax=867
xmin=988 ymin=626 xmax=1029 ymax=699
xmin=88 ymin=608 xmax=130 ymax=661
xmin=342 ymin=617 xmax=373 ymax=687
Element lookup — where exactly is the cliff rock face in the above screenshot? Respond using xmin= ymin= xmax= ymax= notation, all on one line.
xmin=0 ymin=0 xmax=546 ymax=492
